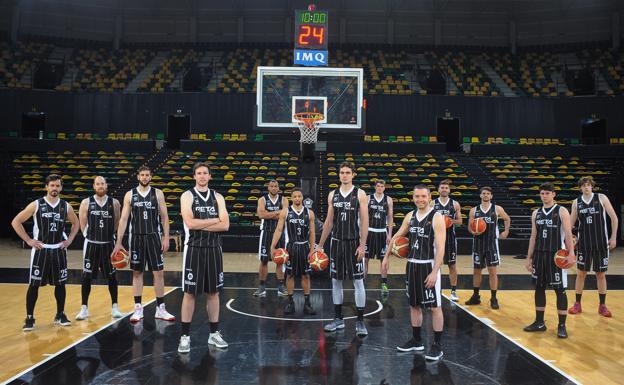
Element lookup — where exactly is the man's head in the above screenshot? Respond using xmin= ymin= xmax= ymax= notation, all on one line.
xmin=539 ymin=182 xmax=556 ymax=205
xmin=193 ymin=162 xmax=211 ymax=187
xmin=438 ymin=179 xmax=452 ymax=198
xmin=374 ymin=179 xmax=385 ymax=195
xmin=93 ymin=176 xmax=108 ymax=197
xmin=578 ymin=176 xmax=595 ymax=195
xmin=267 ymin=180 xmax=279 ymax=196
xmin=291 ymin=188 xmax=304 ymax=206
xmin=45 ymin=174 xmax=62 ymax=197
xmin=339 ymin=161 xmax=356 ymax=185
xmin=137 ymin=166 xmax=152 ymax=187
xmin=413 ymin=184 xmax=431 ymax=209
xmin=480 ymin=186 xmax=493 ymax=202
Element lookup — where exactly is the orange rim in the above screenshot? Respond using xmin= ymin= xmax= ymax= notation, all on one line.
xmin=293 ymin=112 xmax=324 ymax=128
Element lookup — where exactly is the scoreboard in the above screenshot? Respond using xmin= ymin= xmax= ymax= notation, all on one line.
xmin=294 ymin=8 xmax=328 ymax=66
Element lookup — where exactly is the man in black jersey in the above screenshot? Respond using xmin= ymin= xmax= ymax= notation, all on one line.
xmin=365 ymin=180 xmax=393 ymax=295
xmin=75 ymin=176 xmax=122 ymax=320
xmin=431 ymin=179 xmax=462 ymax=302
xmin=12 ymin=174 xmax=79 ymax=330
xmin=112 ymin=166 xmax=175 ymax=323
xmin=382 ymin=185 xmax=446 ymax=360
xmin=465 ymin=186 xmax=510 ymax=309
xmin=524 ymin=182 xmax=575 ymax=338
xmin=270 ymin=188 xmax=317 ymax=315
xmin=253 ymin=180 xmax=289 ymax=298
xmin=317 ymin=161 xmax=369 ymax=337
xmin=178 ymin=163 xmax=230 ymax=353
xmin=568 ymin=176 xmax=618 ymax=317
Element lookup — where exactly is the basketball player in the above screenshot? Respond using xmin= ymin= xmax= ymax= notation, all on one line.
xmin=317 ymin=161 xmax=369 ymax=336
xmin=11 ymin=174 xmax=80 ymax=330
xmin=382 ymin=185 xmax=446 ymax=360
xmin=365 ymin=180 xmax=393 ymax=295
xmin=568 ymin=176 xmax=618 ymax=317
xmin=270 ymin=188 xmax=316 ymax=315
xmin=253 ymin=180 xmax=289 ymax=297
xmin=75 ymin=176 xmax=122 ymax=320
xmin=431 ymin=179 xmax=462 ymax=301
xmin=465 ymin=186 xmax=510 ymax=309
xmin=178 ymin=163 xmax=229 ymax=353
xmin=111 ymin=166 xmax=175 ymax=323
xmin=524 ymin=182 xmax=575 ymax=338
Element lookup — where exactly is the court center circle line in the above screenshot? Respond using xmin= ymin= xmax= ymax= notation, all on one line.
xmin=226 ymin=298 xmax=383 ymax=322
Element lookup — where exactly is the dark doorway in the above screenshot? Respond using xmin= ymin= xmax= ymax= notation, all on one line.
xmin=580 ymin=117 xmax=607 ymax=145
xmin=437 ymin=116 xmax=461 ymax=152
xmin=167 ymin=114 xmax=191 ymax=149
xmin=21 ymin=112 xmax=46 ymax=138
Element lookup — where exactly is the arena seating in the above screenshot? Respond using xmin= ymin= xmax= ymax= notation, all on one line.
xmin=0 ymin=41 xmax=54 ymax=88
xmin=578 ymin=46 xmax=624 ymax=96
xmin=138 ymin=49 xmax=199 ymax=92
xmin=426 ymin=50 xmax=499 ymax=96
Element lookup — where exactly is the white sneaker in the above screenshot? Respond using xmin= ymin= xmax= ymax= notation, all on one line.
xmin=111 ymin=304 xmax=123 ymax=319
xmin=75 ymin=305 xmax=89 ymax=320
xmin=155 ymin=303 xmax=176 ymax=321
xmin=178 ymin=335 xmax=191 ymax=353
xmin=130 ymin=303 xmax=143 ymax=323
xmin=208 ymin=331 xmax=228 ymax=349
xmin=450 ymin=291 xmax=459 ymax=302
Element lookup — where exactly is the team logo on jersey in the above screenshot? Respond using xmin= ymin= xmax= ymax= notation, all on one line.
xmin=34 ymin=269 xmax=40 ymax=276
xmin=303 ymin=198 xmax=313 ymax=209
xmin=187 ymin=272 xmax=193 ymax=280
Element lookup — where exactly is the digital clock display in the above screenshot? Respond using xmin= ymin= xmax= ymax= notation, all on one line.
xmin=295 ymin=10 xmax=328 ymax=50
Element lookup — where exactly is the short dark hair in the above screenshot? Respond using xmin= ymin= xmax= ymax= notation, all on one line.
xmin=414 ymin=184 xmax=430 ymax=192
xmin=539 ymin=182 xmax=556 ymax=192
xmin=291 ymin=187 xmax=303 ymax=195
xmin=268 ymin=179 xmax=279 ymax=185
xmin=375 ymin=179 xmax=385 ymax=186
xmin=46 ymin=174 xmax=62 ymax=186
xmin=192 ymin=162 xmax=211 ymax=175
xmin=577 ymin=176 xmax=595 ymax=188
xmin=339 ymin=161 xmax=355 ymax=172
xmin=439 ymin=179 xmax=452 ymax=187
xmin=480 ymin=186 xmax=492 ymax=193
xmin=137 ymin=166 xmax=151 ymax=175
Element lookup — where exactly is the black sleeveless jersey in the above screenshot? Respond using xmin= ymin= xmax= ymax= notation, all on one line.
xmin=368 ymin=194 xmax=388 ymax=230
xmin=407 ymin=209 xmax=437 ymax=261
xmin=129 ymin=187 xmax=161 ymax=235
xmin=260 ymin=194 xmax=282 ymax=232
xmin=184 ymin=188 xmax=221 ymax=247
xmin=433 ymin=197 xmax=457 ymax=237
xmin=86 ymin=195 xmax=115 ymax=242
xmin=535 ymin=204 xmax=564 ymax=252
xmin=285 ymin=206 xmax=310 ymax=244
xmin=473 ymin=203 xmax=499 ymax=254
xmin=576 ymin=194 xmax=608 ymax=252
xmin=34 ymin=198 xmax=68 ymax=244
xmin=332 ymin=187 xmax=361 ymax=241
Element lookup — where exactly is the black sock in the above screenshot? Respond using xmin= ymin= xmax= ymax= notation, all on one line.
xmin=536 ymin=310 xmax=545 ymax=323
xmin=599 ymin=293 xmax=606 ymax=305
xmin=334 ymin=304 xmax=342 ymax=319
xmin=54 ymin=285 xmax=66 ymax=314
xmin=210 ymin=322 xmax=219 ymax=333
xmin=181 ymin=322 xmax=191 ymax=336
xmin=575 ymin=293 xmax=582 ymax=303
xmin=156 ymin=297 xmax=164 ymax=306
xmin=473 ymin=287 xmax=480 ymax=296
xmin=558 ymin=313 xmax=567 ymax=326
xmin=434 ymin=331 xmax=443 ymax=344
xmin=26 ymin=285 xmax=39 ymax=317
xmin=81 ymin=277 xmax=92 ymax=306
xmin=288 ymin=294 xmax=294 ymax=302
xmin=134 ymin=296 xmax=142 ymax=305
xmin=412 ymin=326 xmax=422 ymax=342
xmin=357 ymin=307 xmax=364 ymax=321
xmin=451 ymin=286 xmax=457 ymax=291
xmin=304 ymin=294 xmax=310 ymax=304
xmin=382 ymin=277 xmax=388 ymax=284
xmin=108 ymin=277 xmax=118 ymax=305
xmin=259 ymin=280 xmax=265 ymax=287
xmin=491 ymin=290 xmax=497 ymax=299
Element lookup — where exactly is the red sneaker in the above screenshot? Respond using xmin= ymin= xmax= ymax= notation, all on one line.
xmin=598 ymin=304 xmax=612 ymax=318
xmin=568 ymin=302 xmax=582 ymax=314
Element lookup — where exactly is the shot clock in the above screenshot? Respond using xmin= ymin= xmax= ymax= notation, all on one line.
xmin=294 ymin=7 xmax=328 ymax=66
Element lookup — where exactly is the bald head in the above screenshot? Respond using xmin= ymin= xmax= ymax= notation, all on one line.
xmin=93 ymin=176 xmax=108 ymax=197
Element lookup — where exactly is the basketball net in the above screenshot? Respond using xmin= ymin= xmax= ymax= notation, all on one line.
xmin=293 ymin=112 xmax=323 ymax=144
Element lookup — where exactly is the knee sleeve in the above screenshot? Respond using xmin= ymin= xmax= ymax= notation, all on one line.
xmin=555 ymin=288 xmax=567 ymax=311
xmin=332 ymin=278 xmax=343 ymax=305
xmin=353 ymin=279 xmax=366 ymax=308
xmin=534 ymin=286 xmax=546 ymax=308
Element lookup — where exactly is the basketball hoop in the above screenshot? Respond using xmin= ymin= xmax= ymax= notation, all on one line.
xmin=293 ymin=112 xmax=324 ymax=144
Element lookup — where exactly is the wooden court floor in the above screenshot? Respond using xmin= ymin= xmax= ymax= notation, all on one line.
xmin=451 ymin=289 xmax=624 ymax=385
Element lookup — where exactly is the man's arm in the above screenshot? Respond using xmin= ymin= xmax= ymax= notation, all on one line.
xmin=112 ymin=191 xmax=132 ymax=256
xmin=78 ymin=198 xmax=89 ymax=234
xmin=381 ymin=211 xmax=413 ymax=273
xmin=202 ymin=193 xmax=230 ymax=232
xmin=62 ymin=202 xmax=80 ymax=249
xmin=308 ymin=209 xmax=317 ymax=256
xmin=256 ymin=197 xmax=280 ymax=220
xmin=113 ymin=198 xmax=121 ymax=232
xmin=599 ymin=194 xmax=619 ymax=249
xmin=11 ymin=201 xmax=43 ymax=249
xmin=467 ymin=207 xmax=476 ymax=235
xmin=386 ymin=196 xmax=394 ymax=243
xmin=180 ymin=191 xmax=220 ymax=230
xmin=559 ymin=206 xmax=576 ymax=268
xmin=453 ymin=200 xmax=463 ymax=226
xmin=425 ymin=213 xmax=446 ymax=288
xmin=317 ymin=191 xmax=335 ymax=250
xmin=356 ymin=189 xmax=369 ymax=261
xmin=156 ymin=189 xmax=169 ymax=253
xmin=270 ymin=207 xmax=288 ymax=254
xmin=497 ymin=205 xmax=511 ymax=240
xmin=525 ymin=210 xmax=538 ymax=272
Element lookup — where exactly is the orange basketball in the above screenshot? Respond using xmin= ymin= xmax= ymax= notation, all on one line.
xmin=272 ymin=248 xmax=289 ymax=265
xmin=554 ymin=249 xmax=570 ymax=269
xmin=111 ymin=249 xmax=129 ymax=269
xmin=469 ymin=218 xmax=487 ymax=235
xmin=444 ymin=216 xmax=453 ymax=229
xmin=308 ymin=250 xmax=329 ymax=271
xmin=391 ymin=236 xmax=410 ymax=259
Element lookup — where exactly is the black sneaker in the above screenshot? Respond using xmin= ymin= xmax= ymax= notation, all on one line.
xmin=425 ymin=343 xmax=443 ymax=361
xmin=465 ymin=295 xmax=481 ymax=305
xmin=23 ymin=317 xmax=35 ymax=331
xmin=396 ymin=338 xmax=424 ymax=352
xmin=303 ymin=303 xmax=316 ymax=315
xmin=557 ymin=324 xmax=568 ymax=339
xmin=490 ymin=298 xmax=499 ymax=310
xmin=283 ymin=301 xmax=295 ymax=314
xmin=54 ymin=312 xmax=72 ymax=326
xmin=523 ymin=321 xmax=547 ymax=332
